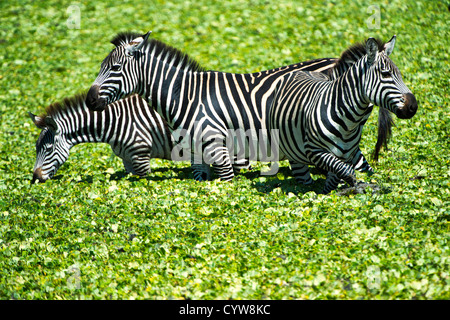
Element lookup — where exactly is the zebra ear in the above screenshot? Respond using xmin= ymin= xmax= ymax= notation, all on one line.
xmin=383 ymin=35 xmax=396 ymax=56
xmin=125 ymin=31 xmax=151 ymax=55
xmin=29 ymin=112 xmax=45 ymax=129
xmin=44 ymin=116 xmax=58 ymax=132
xmin=28 ymin=112 xmax=58 ymax=131
xmin=366 ymin=37 xmax=379 ymax=65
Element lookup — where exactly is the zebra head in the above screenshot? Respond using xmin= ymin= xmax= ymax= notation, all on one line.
xmin=86 ymin=31 xmax=151 ymax=112
xmin=29 ymin=112 xmax=70 ymax=183
xmin=364 ymin=36 xmax=418 ymax=119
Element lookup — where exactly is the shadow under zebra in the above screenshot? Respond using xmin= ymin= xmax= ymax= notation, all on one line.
xmin=250 ymin=166 xmax=392 ymax=196
xmin=42 ymin=163 xmax=391 ymax=197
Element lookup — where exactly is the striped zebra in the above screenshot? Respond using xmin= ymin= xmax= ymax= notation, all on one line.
xmin=267 ymin=36 xmax=417 ymax=193
xmin=30 ymin=93 xmax=173 ymax=182
xmin=85 ymin=31 xmax=392 ymax=182
xmin=30 ymin=93 xmax=251 ymax=183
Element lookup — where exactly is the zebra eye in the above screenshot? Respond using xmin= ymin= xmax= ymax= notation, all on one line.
xmin=111 ymin=64 xmax=121 ymax=72
xmin=381 ymin=69 xmax=391 ymax=78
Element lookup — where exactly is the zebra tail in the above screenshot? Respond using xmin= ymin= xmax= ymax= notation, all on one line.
xmin=373 ymin=107 xmax=395 ymax=162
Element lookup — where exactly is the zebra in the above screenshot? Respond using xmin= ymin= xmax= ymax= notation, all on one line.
xmin=84 ymin=31 xmax=392 ymax=182
xmin=30 ymin=93 xmax=252 ymax=183
xmin=30 ymin=93 xmax=174 ymax=182
xmin=267 ymin=36 xmax=417 ymax=193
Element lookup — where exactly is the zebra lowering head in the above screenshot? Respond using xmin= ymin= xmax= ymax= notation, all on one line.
xmin=363 ymin=35 xmax=417 ymax=119
xmin=29 ymin=112 xmax=70 ymax=183
xmin=86 ymin=32 xmax=152 ymax=112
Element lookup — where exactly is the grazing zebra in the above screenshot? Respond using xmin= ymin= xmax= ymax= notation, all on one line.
xmin=85 ymin=31 xmax=392 ymax=181
xmin=267 ymin=36 xmax=418 ymax=193
xmin=30 ymin=93 xmax=251 ymax=182
xmin=29 ymin=93 xmax=174 ymax=182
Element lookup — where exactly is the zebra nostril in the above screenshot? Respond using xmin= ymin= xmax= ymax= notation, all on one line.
xmin=405 ymin=93 xmax=418 ymax=112
xmin=396 ymin=93 xmax=418 ymax=119
xmin=32 ymin=168 xmax=47 ymax=183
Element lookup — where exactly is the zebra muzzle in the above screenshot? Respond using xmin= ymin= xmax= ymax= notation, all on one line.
xmin=32 ymin=168 xmax=47 ymax=184
xmin=86 ymin=85 xmax=107 ymax=112
xmin=396 ymin=93 xmax=418 ymax=119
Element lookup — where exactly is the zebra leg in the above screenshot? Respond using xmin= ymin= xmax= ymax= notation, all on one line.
xmin=122 ymin=159 xmax=134 ymax=174
xmin=191 ymin=160 xmax=212 ymax=181
xmin=289 ymin=161 xmax=313 ymax=185
xmin=130 ymin=156 xmax=151 ymax=176
xmin=322 ymin=172 xmax=343 ymax=194
xmin=232 ymin=158 xmax=252 ymax=175
xmin=352 ymin=148 xmax=374 ymax=175
xmin=204 ymin=143 xmax=235 ymax=181
xmin=192 ymin=158 xmax=249 ymax=180
xmin=307 ymin=149 xmax=356 ymax=193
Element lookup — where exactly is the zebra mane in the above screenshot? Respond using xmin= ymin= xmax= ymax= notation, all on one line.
xmin=36 ymin=93 xmax=88 ymax=126
xmin=330 ymin=38 xmax=386 ymax=76
xmin=111 ymin=32 xmax=206 ymax=73
xmin=111 ymin=32 xmax=143 ymax=46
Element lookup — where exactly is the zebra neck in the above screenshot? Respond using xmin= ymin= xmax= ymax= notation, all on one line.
xmin=140 ymin=56 xmax=189 ymax=128
xmin=330 ymin=64 xmax=372 ymax=124
xmin=61 ymin=106 xmax=116 ymax=146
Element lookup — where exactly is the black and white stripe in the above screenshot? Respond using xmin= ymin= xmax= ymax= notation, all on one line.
xmin=267 ymin=36 xmax=417 ymax=193
xmin=30 ymin=93 xmax=174 ymax=182
xmin=86 ymin=32 xmax=393 ymax=182
xmin=30 ymin=93 xmax=251 ymax=182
